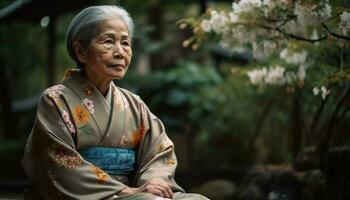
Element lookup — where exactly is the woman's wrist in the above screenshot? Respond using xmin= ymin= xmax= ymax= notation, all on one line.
xmin=118 ymin=187 xmax=137 ymax=195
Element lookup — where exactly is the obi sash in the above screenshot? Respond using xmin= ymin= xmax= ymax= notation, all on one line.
xmin=78 ymin=147 xmax=136 ymax=176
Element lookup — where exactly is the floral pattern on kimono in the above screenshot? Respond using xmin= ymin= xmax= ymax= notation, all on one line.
xmin=22 ymin=69 xmax=208 ymax=200
xmin=21 ymin=82 xmax=128 ymax=200
xmin=48 ymin=143 xmax=83 ymax=168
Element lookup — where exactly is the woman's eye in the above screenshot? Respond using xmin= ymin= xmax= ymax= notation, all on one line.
xmin=122 ymin=40 xmax=130 ymax=46
xmin=102 ymin=42 xmax=114 ymax=49
xmin=105 ymin=39 xmax=114 ymax=44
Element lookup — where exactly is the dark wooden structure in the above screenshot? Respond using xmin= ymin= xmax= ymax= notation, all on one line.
xmin=0 ymin=0 xmax=103 ymax=140
xmin=0 ymin=0 xmax=102 ymax=85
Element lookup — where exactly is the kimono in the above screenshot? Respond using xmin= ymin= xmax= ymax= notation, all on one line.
xmin=21 ymin=69 xmax=208 ymax=200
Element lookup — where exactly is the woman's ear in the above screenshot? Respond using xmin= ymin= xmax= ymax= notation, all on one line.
xmin=73 ymin=42 xmax=87 ymax=63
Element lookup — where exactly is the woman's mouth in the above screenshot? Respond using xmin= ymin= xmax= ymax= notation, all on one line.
xmin=107 ymin=64 xmax=125 ymax=68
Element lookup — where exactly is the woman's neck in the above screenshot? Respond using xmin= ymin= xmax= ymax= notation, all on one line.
xmin=84 ymin=68 xmax=111 ymax=96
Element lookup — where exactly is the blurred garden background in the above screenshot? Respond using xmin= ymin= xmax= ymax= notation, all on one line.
xmin=1 ymin=0 xmax=350 ymax=199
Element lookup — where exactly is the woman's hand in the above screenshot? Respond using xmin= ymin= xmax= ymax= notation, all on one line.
xmin=118 ymin=179 xmax=173 ymax=199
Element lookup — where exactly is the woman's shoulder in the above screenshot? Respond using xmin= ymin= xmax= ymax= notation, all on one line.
xmin=39 ymin=84 xmax=69 ymax=104
xmin=42 ymin=84 xmax=68 ymax=97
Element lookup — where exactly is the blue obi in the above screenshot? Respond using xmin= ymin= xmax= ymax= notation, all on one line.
xmin=78 ymin=147 xmax=136 ymax=176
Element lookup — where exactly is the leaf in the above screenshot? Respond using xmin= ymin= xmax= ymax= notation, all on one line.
xmin=78 ymin=124 xmax=94 ymax=136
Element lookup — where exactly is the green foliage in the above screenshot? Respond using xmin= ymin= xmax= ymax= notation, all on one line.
xmin=3 ymin=0 xmax=350 ymax=171
xmin=119 ymin=61 xmax=221 ymax=129
xmin=0 ymin=22 xmax=47 ymax=99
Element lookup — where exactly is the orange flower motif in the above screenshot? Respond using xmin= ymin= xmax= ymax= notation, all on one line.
xmin=157 ymin=144 xmax=164 ymax=152
xmin=131 ymin=125 xmax=145 ymax=147
xmin=166 ymin=159 xmax=176 ymax=166
xmin=73 ymin=105 xmax=89 ymax=125
xmin=131 ymin=131 xmax=142 ymax=147
xmin=91 ymin=165 xmax=108 ymax=183
xmin=83 ymin=84 xmax=94 ymax=96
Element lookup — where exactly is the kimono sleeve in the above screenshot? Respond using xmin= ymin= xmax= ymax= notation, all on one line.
xmin=133 ymin=100 xmax=184 ymax=192
xmin=21 ymin=91 xmax=127 ymax=200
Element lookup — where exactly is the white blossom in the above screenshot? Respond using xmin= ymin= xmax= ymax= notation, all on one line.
xmin=231 ymin=25 xmax=255 ymax=43
xmin=313 ymin=87 xmax=320 ymax=96
xmin=247 ymin=66 xmax=288 ymax=86
xmin=339 ymin=11 xmax=350 ymax=34
xmin=195 ymin=1 xmax=337 ymax=90
xmin=247 ymin=67 xmax=267 ymax=85
xmin=262 ymin=0 xmax=275 ymax=9
xmin=312 ymin=4 xmax=332 ymax=22
xmin=278 ymin=49 xmax=308 ymax=82
xmin=294 ymin=3 xmax=313 ymax=29
xmin=279 ymin=48 xmax=307 ymax=65
xmin=265 ymin=65 xmax=285 ymax=85
xmin=232 ymin=0 xmax=262 ymax=14
xmin=210 ymin=11 xmax=230 ymax=34
xmin=218 ymin=24 xmax=256 ymax=51
xmin=313 ymin=86 xmax=328 ymax=100
xmin=311 ymin=29 xmax=320 ymax=46
xmin=321 ymin=86 xmax=328 ymax=99
xmin=287 ymin=2 xmax=328 ymax=36
xmin=297 ymin=64 xmax=306 ymax=81
xmin=252 ymin=41 xmax=276 ymax=59
xmin=228 ymin=12 xmax=239 ymax=23
xmin=247 ymin=63 xmax=307 ymax=86
xmin=262 ymin=0 xmax=289 ymax=15
xmin=200 ymin=11 xmax=230 ymax=34
xmin=199 ymin=0 xmax=333 ymax=54
xmin=282 ymin=2 xmax=331 ymax=35
xmin=200 ymin=20 xmax=212 ymax=32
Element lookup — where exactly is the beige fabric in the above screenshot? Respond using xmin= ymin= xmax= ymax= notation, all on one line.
xmin=21 ymin=70 xmax=207 ymax=200
xmin=105 ymin=82 xmax=113 ymax=108
xmin=113 ymin=192 xmax=208 ymax=200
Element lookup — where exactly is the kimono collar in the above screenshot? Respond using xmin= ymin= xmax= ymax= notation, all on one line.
xmin=61 ymin=68 xmax=113 ymax=139
xmin=105 ymin=83 xmax=113 ymax=107
xmin=62 ymin=68 xmax=81 ymax=82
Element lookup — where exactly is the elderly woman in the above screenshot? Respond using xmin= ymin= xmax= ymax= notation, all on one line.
xmin=21 ymin=5 xmax=208 ymax=200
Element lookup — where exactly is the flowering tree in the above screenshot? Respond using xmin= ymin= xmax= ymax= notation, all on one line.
xmin=180 ymin=0 xmax=350 ymax=163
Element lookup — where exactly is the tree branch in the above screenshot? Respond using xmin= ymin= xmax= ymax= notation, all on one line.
xmin=285 ymin=33 xmax=328 ymax=43
xmin=259 ymin=24 xmax=328 ymax=43
xmin=257 ymin=20 xmax=350 ymax=43
xmin=322 ymin=23 xmax=350 ymax=40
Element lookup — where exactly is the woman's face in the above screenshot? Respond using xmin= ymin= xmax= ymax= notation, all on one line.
xmin=83 ymin=18 xmax=132 ymax=80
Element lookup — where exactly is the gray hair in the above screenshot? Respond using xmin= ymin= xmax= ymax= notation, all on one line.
xmin=66 ymin=5 xmax=134 ymax=68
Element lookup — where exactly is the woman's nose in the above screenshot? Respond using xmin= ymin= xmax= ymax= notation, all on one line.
xmin=113 ymin=44 xmax=124 ymax=58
